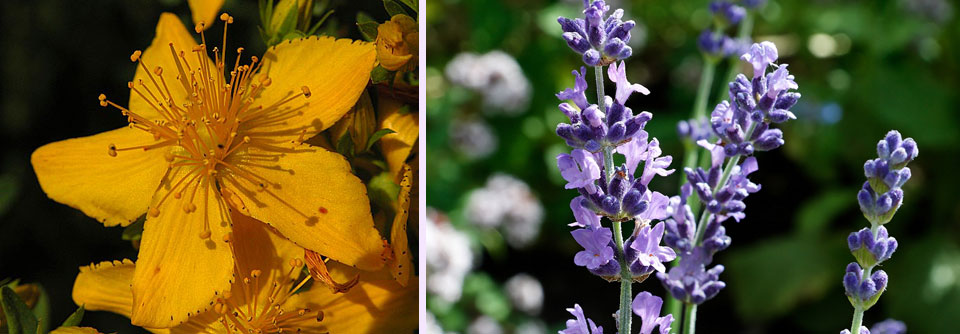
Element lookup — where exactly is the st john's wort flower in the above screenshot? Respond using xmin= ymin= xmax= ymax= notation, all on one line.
xmin=572 ymin=227 xmax=620 ymax=278
xmin=843 ymin=262 xmax=888 ymax=310
xmin=870 ymin=319 xmax=906 ymax=334
xmin=30 ymin=13 xmax=383 ymax=327
xmin=631 ymin=292 xmax=674 ymax=334
xmin=561 ymin=304 xmax=603 ymax=334
xmin=657 ymin=248 xmax=726 ymax=305
xmin=859 ymin=130 xmax=918 ymax=225
xmin=848 ymin=226 xmax=898 ymax=268
xmin=558 ymin=0 xmax=635 ymax=65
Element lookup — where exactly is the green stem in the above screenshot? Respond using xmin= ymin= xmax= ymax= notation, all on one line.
xmin=596 ymin=64 xmax=632 ymax=334
xmin=684 ymin=303 xmax=698 ymax=334
xmin=715 ymin=13 xmax=754 ymax=102
xmin=613 ymin=220 xmax=633 ymax=334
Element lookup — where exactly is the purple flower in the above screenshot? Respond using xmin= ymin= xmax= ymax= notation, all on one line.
xmin=677 ymin=117 xmax=714 ymax=142
xmin=657 ymin=248 xmax=726 ymax=304
xmin=740 ymin=41 xmax=778 ymax=78
xmin=561 ymin=304 xmax=604 ymax=334
xmin=766 ymin=64 xmax=798 ymax=98
xmin=870 ymin=319 xmax=906 ymax=334
xmin=840 ymin=327 xmax=871 ymax=334
xmin=843 ymin=262 xmax=887 ymax=310
xmin=618 ymin=130 xmax=649 ymax=176
xmin=859 ymin=131 xmax=917 ymax=225
xmin=570 ymin=196 xmax=602 ymax=229
xmin=627 ymin=222 xmax=677 ymax=274
xmin=572 ymin=227 xmax=616 ymax=270
xmin=558 ymin=149 xmax=602 ymax=191
xmin=697 ymin=29 xmax=730 ymax=56
xmin=848 ymin=226 xmax=898 ymax=267
xmin=608 ymin=61 xmax=650 ymax=105
xmin=632 ymin=292 xmax=674 ymax=334
xmin=558 ymin=0 xmax=635 ymax=65
xmin=557 ymin=67 xmax=591 ymax=110
xmin=639 ymin=138 xmax=675 ymax=186
xmin=709 ymin=1 xmax=746 ymax=25
xmin=637 ymin=191 xmax=671 ymax=221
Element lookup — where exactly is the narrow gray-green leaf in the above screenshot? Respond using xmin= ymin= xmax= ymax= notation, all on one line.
xmin=59 ymin=305 xmax=85 ymax=328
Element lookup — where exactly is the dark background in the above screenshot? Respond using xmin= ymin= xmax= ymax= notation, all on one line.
xmin=426 ymin=0 xmax=959 ymax=333
xmin=0 ymin=0 xmax=393 ymax=331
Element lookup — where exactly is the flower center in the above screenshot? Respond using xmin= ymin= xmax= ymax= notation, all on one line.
xmin=98 ymin=13 xmax=313 ymax=239
xmin=212 ymin=258 xmax=325 ymax=333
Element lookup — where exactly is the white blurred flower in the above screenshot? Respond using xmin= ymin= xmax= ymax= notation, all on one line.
xmin=450 ymin=118 xmax=498 ymax=159
xmin=427 ymin=209 xmax=474 ymax=303
xmin=445 ymin=51 xmax=531 ymax=114
xmin=465 ymin=174 xmax=544 ymax=248
xmin=514 ymin=320 xmax=548 ymax=334
xmin=467 ymin=316 xmax=503 ymax=334
xmin=424 ymin=312 xmax=446 ymax=334
xmin=504 ymin=273 xmax=544 ymax=315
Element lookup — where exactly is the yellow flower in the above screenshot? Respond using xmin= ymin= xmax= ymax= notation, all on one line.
xmin=72 ymin=213 xmax=418 ymax=333
xmin=376 ymin=14 xmax=418 ymax=72
xmin=377 ymin=95 xmax=419 ymax=181
xmin=31 ymin=13 xmax=385 ymax=327
xmin=49 ymin=327 xmax=102 ymax=334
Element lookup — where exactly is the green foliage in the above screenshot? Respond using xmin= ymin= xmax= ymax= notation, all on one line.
xmin=121 ymin=216 xmax=146 ymax=242
xmin=366 ymin=129 xmax=396 ymax=152
xmin=367 ymin=172 xmax=400 ymax=214
xmin=59 ymin=306 xmax=84 ymax=328
xmin=356 ymin=12 xmax=379 ymax=41
xmin=1 ymin=286 xmax=38 ymax=334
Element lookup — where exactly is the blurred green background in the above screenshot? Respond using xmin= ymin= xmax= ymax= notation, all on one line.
xmin=0 ymin=0 xmax=395 ymax=331
xmin=425 ymin=0 xmax=958 ymax=333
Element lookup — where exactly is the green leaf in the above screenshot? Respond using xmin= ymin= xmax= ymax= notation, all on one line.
xmin=121 ymin=216 xmax=146 ymax=241
xmin=398 ymin=0 xmax=418 ymax=14
xmin=383 ymin=0 xmax=409 ymax=17
xmin=365 ymin=129 xmax=396 ymax=151
xmin=59 ymin=305 xmax=84 ymax=327
xmin=367 ymin=172 xmax=400 ymax=213
xmin=30 ymin=286 xmax=49 ymax=334
xmin=1 ymin=286 xmax=39 ymax=334
xmin=0 ymin=174 xmax=19 ymax=217
xmin=336 ymin=132 xmax=355 ymax=158
xmin=370 ymin=66 xmax=395 ymax=84
xmin=356 ymin=12 xmax=378 ymax=42
xmin=793 ymin=188 xmax=855 ymax=235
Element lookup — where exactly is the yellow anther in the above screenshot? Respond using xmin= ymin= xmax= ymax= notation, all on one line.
xmin=148 ymin=207 xmax=160 ymax=217
xmin=183 ymin=202 xmax=197 ymax=213
xmin=301 ymin=86 xmax=311 ymax=98
xmin=220 ymin=13 xmax=230 ymax=21
xmin=108 ymin=144 xmax=118 ymax=157
xmin=236 ymin=47 xmax=244 ymax=54
xmin=164 ymin=152 xmax=175 ymax=162
xmin=222 ymin=232 xmax=233 ymax=243
xmin=199 ymin=230 xmax=212 ymax=239
xmin=129 ymin=50 xmax=141 ymax=62
xmin=243 ymin=136 xmax=251 ymax=143
xmin=315 ymin=310 xmax=324 ymax=322
xmin=127 ymin=81 xmax=135 ymax=89
xmin=154 ymin=66 xmax=163 ymax=75
xmin=194 ymin=23 xmax=204 ymax=33
xmin=251 ymin=269 xmax=261 ymax=278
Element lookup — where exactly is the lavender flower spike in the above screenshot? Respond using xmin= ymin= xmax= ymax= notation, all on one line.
xmin=632 ymin=291 xmax=674 ymax=334
xmin=848 ymin=226 xmax=898 ymax=268
xmin=570 ymin=196 xmax=602 ymax=229
xmin=561 ymin=304 xmax=604 ymax=334
xmin=559 ymin=149 xmax=602 ymax=192
xmin=740 ymin=41 xmax=778 ymax=78
xmin=840 ymin=327 xmax=870 ymax=334
xmin=558 ymin=0 xmax=635 ymax=65
xmin=870 ymin=319 xmax=906 ymax=334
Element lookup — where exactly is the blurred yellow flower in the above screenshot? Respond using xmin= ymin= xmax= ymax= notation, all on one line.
xmin=187 ymin=0 xmax=225 ymax=30
xmin=32 ymin=13 xmax=384 ymax=327
xmin=72 ymin=213 xmax=418 ymax=333
xmin=376 ymin=14 xmax=418 ymax=72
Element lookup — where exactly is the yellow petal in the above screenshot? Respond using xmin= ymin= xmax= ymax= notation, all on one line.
xmin=378 ymin=96 xmax=419 ymax=181
xmin=128 ymin=13 xmax=215 ymax=122
xmin=31 ymin=127 xmax=170 ymax=227
xmin=283 ymin=279 xmax=418 ymax=332
xmin=49 ymin=327 xmax=103 ymax=334
xmin=131 ymin=167 xmax=233 ymax=328
xmin=188 ymin=0 xmax=225 ymax=29
xmin=251 ymin=36 xmax=376 ymax=142
xmin=72 ymin=259 xmax=136 ymax=318
xmin=389 ymin=164 xmax=413 ymax=287
xmin=222 ymin=146 xmax=387 ymax=271
xmin=230 ymin=211 xmax=303 ymax=298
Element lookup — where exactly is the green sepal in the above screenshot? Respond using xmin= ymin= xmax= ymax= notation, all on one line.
xmin=366 ymin=172 xmax=400 ymax=213
xmin=356 ymin=12 xmax=378 ymax=42
xmin=59 ymin=305 xmax=84 ymax=328
xmin=365 ymin=129 xmax=396 ymax=151
xmin=370 ymin=66 xmax=395 ymax=84
xmin=398 ymin=0 xmax=418 ymax=14
xmin=1 ymin=286 xmax=39 ymax=334
xmin=336 ymin=132 xmax=355 ymax=158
